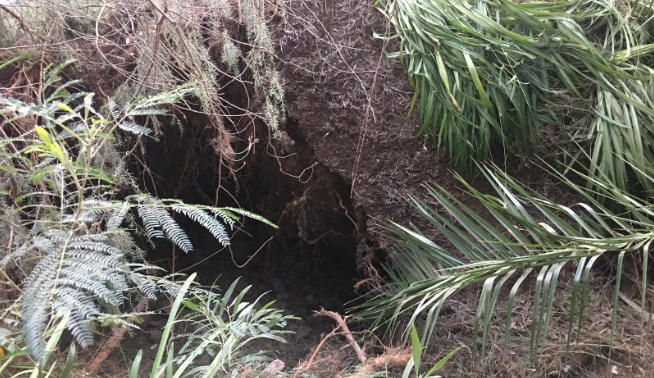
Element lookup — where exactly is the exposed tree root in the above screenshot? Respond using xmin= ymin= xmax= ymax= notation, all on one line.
xmin=314 ymin=308 xmax=367 ymax=363
xmin=303 ymin=309 xmax=411 ymax=377
xmin=340 ymin=348 xmax=412 ymax=378
xmin=292 ymin=327 xmax=339 ymax=376
xmin=84 ymin=297 xmax=149 ymax=373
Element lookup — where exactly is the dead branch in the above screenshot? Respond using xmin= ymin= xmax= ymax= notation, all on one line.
xmin=85 ymin=297 xmax=149 ymax=373
xmin=292 ymin=326 xmax=339 ymax=376
xmin=314 ymin=308 xmax=366 ymax=363
xmin=0 ymin=5 xmax=35 ymax=43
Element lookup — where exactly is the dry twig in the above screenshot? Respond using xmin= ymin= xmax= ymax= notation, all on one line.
xmin=314 ymin=308 xmax=367 ymax=363
xmin=85 ymin=297 xmax=149 ymax=373
xmin=292 ymin=326 xmax=339 ymax=376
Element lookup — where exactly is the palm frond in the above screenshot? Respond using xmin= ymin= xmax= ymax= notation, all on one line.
xmin=354 ymin=164 xmax=654 ymax=361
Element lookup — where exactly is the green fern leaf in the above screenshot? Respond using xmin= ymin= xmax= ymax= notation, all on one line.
xmin=174 ymin=206 xmax=230 ymax=247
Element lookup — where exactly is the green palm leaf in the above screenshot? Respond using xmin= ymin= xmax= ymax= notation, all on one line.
xmin=353 ymin=164 xmax=654 ymax=361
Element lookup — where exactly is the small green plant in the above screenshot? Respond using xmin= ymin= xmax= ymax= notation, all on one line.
xmin=129 ymin=274 xmax=294 ymax=378
xmin=402 ymin=325 xmax=462 ymax=378
xmin=0 ymin=274 xmax=293 ymax=378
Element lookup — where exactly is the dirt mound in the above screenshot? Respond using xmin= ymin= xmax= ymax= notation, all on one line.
xmin=273 ymin=0 xmax=456 ymax=253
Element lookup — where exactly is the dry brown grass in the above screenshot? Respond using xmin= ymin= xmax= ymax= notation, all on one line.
xmin=410 ymin=277 xmax=654 ymax=377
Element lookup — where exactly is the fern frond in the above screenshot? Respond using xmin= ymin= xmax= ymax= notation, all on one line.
xmin=174 ymin=206 xmax=230 ymax=247
xmin=137 ymin=205 xmax=194 ymax=252
xmin=107 ymin=202 xmax=131 ymax=230
xmin=60 ymin=250 xmax=123 ymax=269
xmin=136 ymin=206 xmax=165 ymax=240
xmin=117 ymin=121 xmax=153 ymax=136
xmin=211 ymin=208 xmax=236 ymax=230
xmin=125 ymin=108 xmax=169 ymax=117
xmin=21 ymin=251 xmax=60 ymax=361
xmin=223 ymin=207 xmax=277 ymax=228
xmin=158 ymin=210 xmax=194 ymax=253
xmin=107 ymin=99 xmax=121 ymax=121
xmin=67 ymin=241 xmax=122 ymax=256
xmin=19 ymin=231 xmax=149 ymax=361
xmin=43 ymin=229 xmax=74 ymax=244
xmin=53 ymin=287 xmax=100 ymax=348
xmin=129 ymin=272 xmax=159 ymax=300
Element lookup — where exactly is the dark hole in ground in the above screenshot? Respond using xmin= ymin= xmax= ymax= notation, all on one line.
xmin=136 ymin=112 xmax=364 ymax=363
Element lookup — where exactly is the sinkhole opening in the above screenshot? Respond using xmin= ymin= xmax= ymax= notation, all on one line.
xmin=137 ymin=112 xmax=365 ymax=358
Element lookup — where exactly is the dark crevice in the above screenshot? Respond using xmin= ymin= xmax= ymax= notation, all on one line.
xmin=137 ymin=111 xmax=366 ymax=360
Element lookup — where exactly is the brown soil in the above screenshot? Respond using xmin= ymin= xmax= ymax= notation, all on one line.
xmin=117 ymin=1 xmax=461 ymax=372
xmin=273 ymin=0 xmax=456 ymax=245
xmin=267 ymin=1 xmax=654 ymax=376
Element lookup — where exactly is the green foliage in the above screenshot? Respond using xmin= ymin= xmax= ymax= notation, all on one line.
xmin=0 ymin=0 xmax=289 ymax=372
xmin=130 ymin=275 xmax=294 ymax=378
xmin=379 ymin=0 xmax=654 ymax=190
xmin=0 ymin=62 xmax=275 ymax=363
xmin=0 ymin=274 xmax=293 ymax=378
xmin=0 ymin=314 xmax=77 ymax=378
xmin=402 ymin=325 xmax=462 ymax=378
xmin=18 ymin=231 xmax=141 ymax=359
xmin=354 ymin=163 xmax=654 ymax=362
xmin=370 ymin=1 xmax=654 ymax=365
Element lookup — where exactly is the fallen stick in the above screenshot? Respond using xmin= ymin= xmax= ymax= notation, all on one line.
xmin=85 ymin=297 xmax=149 ymax=373
xmin=314 ymin=309 xmax=367 ymax=363
xmin=304 ymin=327 xmax=338 ymax=368
xmin=292 ymin=326 xmax=339 ymax=377
xmin=619 ymin=291 xmax=654 ymax=319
